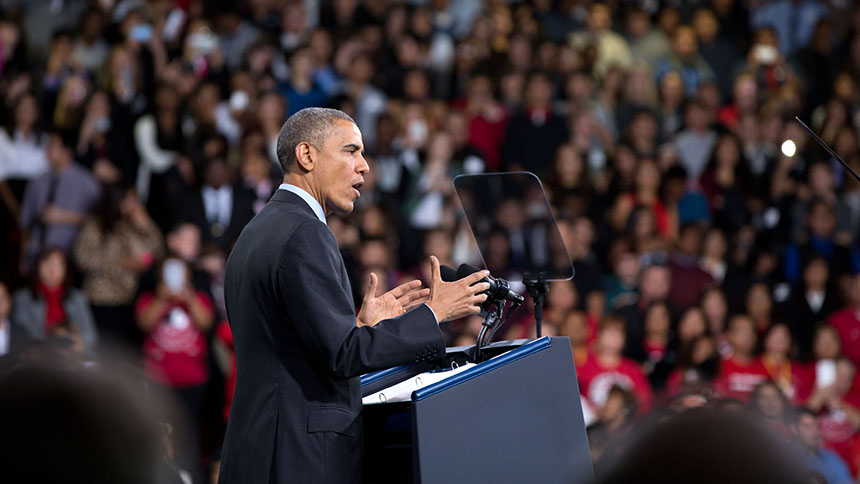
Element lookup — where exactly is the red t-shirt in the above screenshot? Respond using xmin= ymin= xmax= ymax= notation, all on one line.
xmin=135 ymin=291 xmax=212 ymax=388
xmin=761 ymin=357 xmax=815 ymax=405
xmin=829 ymin=308 xmax=860 ymax=365
xmin=713 ymin=356 xmax=770 ymax=402
xmin=216 ymin=321 xmax=236 ymax=422
xmin=643 ymin=339 xmax=667 ymax=363
xmin=819 ymin=382 xmax=860 ymax=475
xmin=577 ymin=353 xmax=653 ymax=411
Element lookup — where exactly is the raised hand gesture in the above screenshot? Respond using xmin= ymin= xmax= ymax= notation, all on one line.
xmin=426 ymin=256 xmax=490 ymax=323
xmin=356 ymin=273 xmax=431 ymax=327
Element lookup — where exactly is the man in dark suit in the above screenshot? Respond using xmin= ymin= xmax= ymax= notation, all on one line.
xmin=182 ymin=157 xmax=256 ymax=250
xmin=218 ymin=107 xmax=489 ymax=484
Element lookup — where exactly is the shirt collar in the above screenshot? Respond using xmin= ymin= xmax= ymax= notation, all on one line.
xmin=279 ymin=183 xmax=326 ymax=225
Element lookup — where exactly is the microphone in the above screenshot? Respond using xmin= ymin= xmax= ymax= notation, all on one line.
xmin=455 ymin=263 xmax=525 ymax=305
xmin=440 ymin=264 xmax=458 ymax=283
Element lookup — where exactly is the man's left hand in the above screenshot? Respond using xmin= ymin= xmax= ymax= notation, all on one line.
xmin=357 ymin=273 xmax=430 ymax=327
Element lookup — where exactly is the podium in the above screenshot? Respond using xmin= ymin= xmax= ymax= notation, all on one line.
xmin=360 ymin=336 xmax=593 ymax=484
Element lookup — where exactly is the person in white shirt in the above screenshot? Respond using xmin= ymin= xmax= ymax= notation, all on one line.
xmin=0 ymin=93 xmax=48 ymax=181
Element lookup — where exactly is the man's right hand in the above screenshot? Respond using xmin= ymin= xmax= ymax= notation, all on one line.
xmin=426 ymin=256 xmax=490 ymax=322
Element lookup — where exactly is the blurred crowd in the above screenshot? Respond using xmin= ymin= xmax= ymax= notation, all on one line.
xmin=3 ymin=0 xmax=860 ymax=482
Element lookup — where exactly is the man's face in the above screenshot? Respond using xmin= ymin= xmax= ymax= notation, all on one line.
xmin=640 ymin=266 xmax=671 ymax=302
xmin=795 ymin=414 xmax=820 ymax=449
xmin=313 ymin=120 xmax=368 ymax=215
xmin=46 ymin=135 xmax=70 ymax=169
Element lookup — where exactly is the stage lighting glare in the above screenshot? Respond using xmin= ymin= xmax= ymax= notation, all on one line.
xmin=781 ymin=139 xmax=797 ymax=157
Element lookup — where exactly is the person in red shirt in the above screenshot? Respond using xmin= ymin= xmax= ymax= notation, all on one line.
xmin=713 ymin=315 xmax=769 ymax=401
xmin=135 ymin=258 xmax=215 ymax=389
xmin=807 ymin=357 xmax=860 ymax=475
xmin=577 ymin=315 xmax=653 ymax=412
xmin=135 ymin=257 xmax=215 ymax=481
xmin=664 ymin=334 xmax=719 ymax=398
xmin=810 ymin=325 xmax=844 ymax=395
xmin=643 ymin=301 xmax=670 ymax=367
xmin=761 ymin=322 xmax=813 ymax=405
xmin=562 ymin=310 xmax=592 ymax=368
xmin=828 ymin=274 xmax=860 ymax=366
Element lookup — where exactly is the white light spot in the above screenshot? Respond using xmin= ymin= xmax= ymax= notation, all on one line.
xmin=781 ymin=140 xmax=797 ymax=157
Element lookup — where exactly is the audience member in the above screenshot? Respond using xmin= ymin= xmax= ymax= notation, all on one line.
xmin=11 ymin=248 xmax=97 ymax=353
xmin=794 ymin=407 xmax=855 ymax=484
xmin=18 ymin=132 xmax=100 ymax=270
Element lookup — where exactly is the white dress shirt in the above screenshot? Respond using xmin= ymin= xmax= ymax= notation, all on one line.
xmin=279 ymin=183 xmax=326 ymax=224
xmin=203 ymin=185 xmax=234 ymax=228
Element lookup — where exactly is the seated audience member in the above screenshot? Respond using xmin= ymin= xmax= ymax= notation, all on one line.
xmin=829 ymin=274 xmax=860 ymax=366
xmin=794 ymin=407 xmax=854 ymax=484
xmin=615 ymin=263 xmax=673 ymax=362
xmin=642 ymin=301 xmax=671 ymax=371
xmin=602 ymin=245 xmax=640 ymax=312
xmin=596 ymin=408 xmax=810 ymax=484
xmin=562 ymin=310 xmax=592 ymax=367
xmin=664 ymin=334 xmax=719 ymax=397
xmin=650 ymin=305 xmax=708 ymax=390
xmin=578 ymin=315 xmax=653 ymax=413
xmin=811 ymin=325 xmax=843 ymax=391
xmin=787 ymin=257 xmax=841 ymax=362
xmin=597 ymin=384 xmax=639 ymax=436
xmin=545 ymin=279 xmax=579 ymax=328
xmin=667 ymin=223 xmax=713 ymax=311
xmin=18 ymin=131 xmax=100 ymax=270
xmin=750 ymin=380 xmax=793 ymax=438
xmin=761 ymin=322 xmax=813 ymax=404
xmin=700 ymin=287 xmax=730 ymax=355
xmin=807 ymin=357 xmax=860 ymax=475
xmin=745 ymin=281 xmax=776 ymax=335
xmin=784 ymin=199 xmax=857 ymax=287
xmin=74 ymin=184 xmax=163 ymax=348
xmin=11 ymin=248 xmax=98 ymax=353
xmin=713 ymin=315 xmax=769 ymax=401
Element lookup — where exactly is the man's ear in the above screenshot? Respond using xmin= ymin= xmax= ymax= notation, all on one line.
xmin=294 ymin=142 xmax=314 ymax=172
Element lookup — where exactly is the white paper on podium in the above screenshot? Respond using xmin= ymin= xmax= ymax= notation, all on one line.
xmin=362 ymin=363 xmax=478 ymax=405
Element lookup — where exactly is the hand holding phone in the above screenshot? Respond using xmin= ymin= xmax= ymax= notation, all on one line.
xmin=163 ymin=259 xmax=187 ymax=296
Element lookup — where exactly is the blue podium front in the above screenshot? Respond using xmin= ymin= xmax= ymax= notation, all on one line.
xmin=360 ymin=336 xmax=594 ymax=484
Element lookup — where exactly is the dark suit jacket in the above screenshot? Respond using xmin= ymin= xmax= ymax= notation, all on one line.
xmin=784 ymin=289 xmax=841 ymax=362
xmin=218 ymin=189 xmax=445 ymax=484
xmin=181 ymin=183 xmax=256 ymax=249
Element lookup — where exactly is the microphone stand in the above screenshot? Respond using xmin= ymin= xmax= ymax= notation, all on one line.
xmin=523 ymin=273 xmax=548 ymax=338
xmin=475 ymin=303 xmax=503 ymax=363
xmin=795 ymin=116 xmax=860 ymax=183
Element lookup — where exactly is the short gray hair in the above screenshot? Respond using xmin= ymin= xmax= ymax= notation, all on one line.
xmin=276 ymin=107 xmax=356 ymax=173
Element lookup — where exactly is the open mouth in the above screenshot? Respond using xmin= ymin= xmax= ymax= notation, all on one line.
xmin=352 ymin=180 xmax=364 ymax=197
